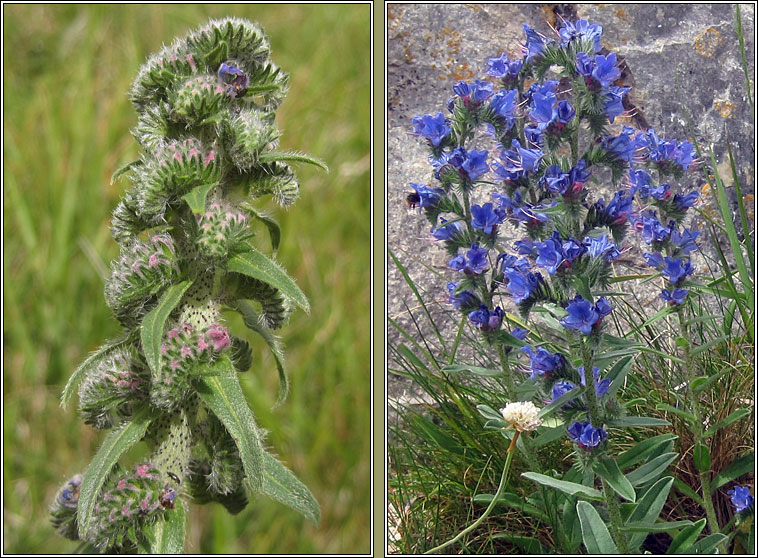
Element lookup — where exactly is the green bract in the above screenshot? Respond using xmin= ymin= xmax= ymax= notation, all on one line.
xmin=52 ymin=17 xmax=324 ymax=553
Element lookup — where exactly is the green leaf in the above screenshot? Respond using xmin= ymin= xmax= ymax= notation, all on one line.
xmin=594 ymin=457 xmax=636 ymax=502
xmin=690 ymin=335 xmax=730 ymax=356
xmin=666 ymin=518 xmax=706 ymax=554
xmin=686 ymin=533 xmax=728 ymax=554
xmin=140 ymin=280 xmax=193 ymax=375
xmin=61 ymin=332 xmax=136 ymax=407
xmin=624 ymin=477 xmax=675 ymax=550
xmin=626 ymin=453 xmax=678 ymax=487
xmin=111 ymin=159 xmax=140 ymax=184
xmin=608 ymin=416 xmax=671 ymax=428
xmin=655 ymin=403 xmax=696 ymax=423
xmin=621 ymin=520 xmax=695 ymax=533
xmin=194 ymin=357 xmax=264 ymax=491
xmin=226 ymin=248 xmax=309 ymax=312
xmin=261 ymin=450 xmax=321 ymax=525
xmin=617 ymin=434 xmax=679 ymax=470
xmin=257 ymin=151 xmax=329 ymax=171
xmin=521 ymin=472 xmax=603 ymax=500
xmin=140 ymin=499 xmax=185 ymax=554
xmin=242 ymin=204 xmax=280 ymax=253
xmin=472 ymin=492 xmax=549 ymax=522
xmin=491 ymin=534 xmax=547 ymax=554
xmin=77 ymin=408 xmax=154 ymax=539
xmin=442 ymin=364 xmax=503 ymax=377
xmin=181 ymin=182 xmax=217 ymax=214
xmin=538 ymin=386 xmax=583 ymax=418
xmin=693 ymin=442 xmax=711 ymax=472
xmin=703 ymin=408 xmax=751 ymax=438
xmin=577 ymin=501 xmax=619 ymax=554
xmin=532 ymin=426 xmax=568 ymax=447
xmin=713 ymin=452 xmax=754 ymax=489
xmin=605 ymin=355 xmax=635 ymax=397
xmin=690 ymin=376 xmax=710 ymax=390
xmin=231 ymin=300 xmax=288 ymax=406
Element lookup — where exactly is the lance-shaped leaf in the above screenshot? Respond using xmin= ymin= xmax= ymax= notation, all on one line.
xmin=624 ymin=476 xmax=675 ymax=550
xmin=577 ymin=501 xmax=619 ymax=554
xmin=521 ymin=472 xmax=603 ymax=500
xmin=262 ymin=450 xmax=320 ymax=524
xmin=139 ymin=499 xmax=186 ymax=554
xmin=230 ymin=300 xmax=288 ymax=406
xmin=77 ymin=408 xmax=154 ymax=539
xmin=594 ymin=457 xmax=636 ymax=502
xmin=181 ymin=182 xmax=217 ymax=214
xmin=61 ymin=332 xmax=137 ymax=408
xmin=140 ymin=280 xmax=193 ymax=375
xmin=241 ymin=203 xmax=281 ymax=253
xmin=713 ymin=451 xmax=754 ymax=489
xmin=226 ymin=248 xmax=309 ymax=312
xmin=626 ymin=453 xmax=678 ymax=486
xmin=194 ymin=356 xmax=264 ymax=491
xmin=666 ymin=518 xmax=706 ymax=554
xmin=257 ymin=151 xmax=329 ymax=171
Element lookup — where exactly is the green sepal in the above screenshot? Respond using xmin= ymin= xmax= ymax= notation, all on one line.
xmin=181 ymin=183 xmax=217 ymax=214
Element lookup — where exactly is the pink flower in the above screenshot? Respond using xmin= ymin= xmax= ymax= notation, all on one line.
xmin=207 ymin=324 xmax=231 ymax=351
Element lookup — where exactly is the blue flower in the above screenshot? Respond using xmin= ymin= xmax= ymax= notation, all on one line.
xmin=454 ymin=80 xmax=494 ymax=103
xmin=514 ymin=238 xmax=538 ymax=257
xmin=514 ymin=139 xmax=544 ymax=173
xmin=431 ymin=217 xmax=464 ymax=241
xmin=670 ymin=229 xmax=700 ymax=255
xmin=634 ymin=211 xmax=672 ymax=244
xmin=525 ymin=126 xmax=544 ymax=146
xmin=449 ymin=244 xmax=489 ymax=275
xmin=642 ymin=251 xmax=665 ymax=269
xmin=555 ymin=100 xmax=576 ymax=124
xmin=561 ymin=296 xmax=611 ymax=335
xmin=601 ymin=190 xmax=634 ymax=225
xmin=604 ymin=86 xmax=629 ymax=123
xmin=490 ymin=89 xmax=519 ymax=129
xmin=602 ymin=126 xmax=638 ymax=162
xmin=542 ymin=165 xmax=570 ymax=195
xmin=469 ymin=305 xmax=504 ymax=331
xmin=497 ymin=253 xmax=531 ymax=274
xmin=506 ymin=270 xmax=542 ymax=303
xmin=661 ymin=257 xmax=694 ymax=284
xmin=650 ymin=183 xmax=672 ymax=201
xmin=447 ymin=281 xmax=478 ymax=309
xmin=511 ymin=327 xmax=529 ymax=341
xmin=487 ymin=53 xmax=523 ymax=79
xmin=551 ymin=380 xmax=578 ymax=402
xmin=471 ymin=202 xmax=502 ymax=234
xmin=578 ymin=366 xmax=611 ymax=397
xmin=660 ymin=288 xmax=689 ymax=305
xmin=629 ymin=168 xmax=653 ymax=198
xmin=584 ymin=235 xmax=620 ymax=261
xmin=727 ymin=486 xmax=754 ymax=513
xmin=409 ymin=183 xmax=444 ymax=208
xmin=530 ymin=91 xmax=557 ymax=130
xmin=522 ymin=24 xmax=547 ymax=61
xmin=559 ymin=19 xmax=603 ymax=53
xmin=536 ymin=237 xmax=565 ymax=274
xmin=521 ymin=346 xmax=566 ymax=380
xmin=411 ymin=112 xmax=451 ymax=147
xmin=562 ymin=238 xmax=584 ymax=262
xmin=567 ymin=421 xmax=607 ymax=448
xmin=575 ymin=52 xmax=595 ymax=77
xmin=640 ymin=129 xmax=696 ymax=171
xmin=592 ymin=52 xmax=621 ymax=87
xmin=462 ymin=149 xmax=490 ymax=180
xmin=673 ymin=190 xmax=698 ymax=209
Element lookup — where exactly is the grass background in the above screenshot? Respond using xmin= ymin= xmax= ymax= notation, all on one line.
xmin=3 ymin=4 xmax=371 ymax=554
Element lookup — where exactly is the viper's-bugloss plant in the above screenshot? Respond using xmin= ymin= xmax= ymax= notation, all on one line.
xmin=398 ymin=14 xmax=753 ymax=556
xmin=52 ymin=18 xmax=326 ymax=553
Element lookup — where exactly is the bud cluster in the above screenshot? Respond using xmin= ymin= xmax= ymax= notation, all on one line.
xmin=191 ymin=201 xmax=250 ymax=260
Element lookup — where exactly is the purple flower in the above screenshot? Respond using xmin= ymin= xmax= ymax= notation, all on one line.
xmin=506 ymin=270 xmax=542 ymax=303
xmin=567 ymin=421 xmax=607 ymax=448
xmin=487 ymin=53 xmax=523 ymax=79
xmin=489 ymin=89 xmax=519 ymax=128
xmin=471 ymin=202 xmax=502 ymax=234
xmin=562 ymin=238 xmax=584 ymax=262
xmin=431 ymin=217 xmax=465 ymax=241
xmin=661 ymin=257 xmax=694 ymax=284
xmin=559 ymin=19 xmax=603 ymax=53
xmin=660 ymin=288 xmax=689 ymax=305
xmin=409 ymin=183 xmax=444 ymax=208
xmin=412 ymin=112 xmax=451 ymax=147
xmin=462 ymin=149 xmax=490 ymax=180
xmin=468 ymin=305 xmax=504 ymax=331
xmin=584 ymin=235 xmax=620 ymax=261
xmin=594 ymin=297 xmax=613 ymax=318
xmin=521 ymin=346 xmax=566 ymax=380
xmin=511 ymin=327 xmax=529 ymax=340
xmin=449 ymin=244 xmax=489 ymax=275
xmin=578 ymin=366 xmax=611 ymax=397
xmin=447 ymin=281 xmax=478 ymax=309
xmin=727 ymin=486 xmax=754 ymax=513
xmin=551 ymin=380 xmax=578 ymax=402
xmin=522 ymin=24 xmax=547 ymax=61
xmin=604 ymin=86 xmax=629 ymax=123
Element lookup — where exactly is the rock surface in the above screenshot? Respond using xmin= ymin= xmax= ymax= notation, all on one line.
xmin=386 ymin=4 xmax=755 ymax=403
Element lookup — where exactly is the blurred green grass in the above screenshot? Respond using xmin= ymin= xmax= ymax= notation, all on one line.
xmin=3 ymin=4 xmax=370 ymax=554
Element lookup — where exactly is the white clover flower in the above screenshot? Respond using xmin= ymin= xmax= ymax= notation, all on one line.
xmin=500 ymin=401 xmax=543 ymax=432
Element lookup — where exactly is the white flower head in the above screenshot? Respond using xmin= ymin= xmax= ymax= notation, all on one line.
xmin=500 ymin=401 xmax=542 ymax=432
